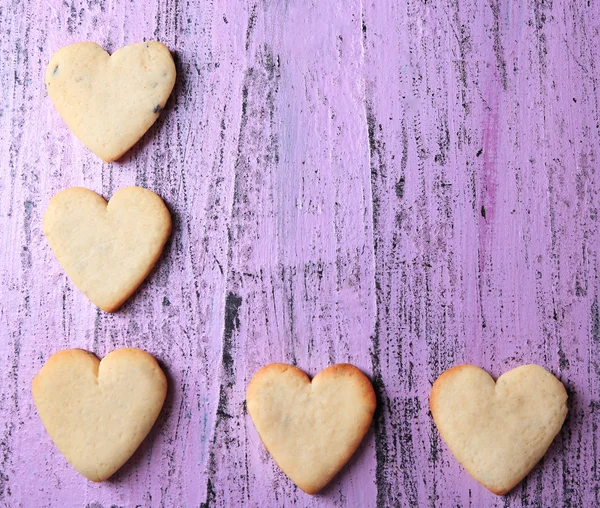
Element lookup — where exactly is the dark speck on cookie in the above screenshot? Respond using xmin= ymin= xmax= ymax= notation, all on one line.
xmin=153 ymin=105 xmax=162 ymax=114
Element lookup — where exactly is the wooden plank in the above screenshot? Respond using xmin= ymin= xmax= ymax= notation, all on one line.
xmin=0 ymin=0 xmax=598 ymax=506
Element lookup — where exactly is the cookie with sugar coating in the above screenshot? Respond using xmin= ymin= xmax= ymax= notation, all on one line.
xmin=32 ymin=348 xmax=167 ymax=482
xmin=46 ymin=41 xmax=176 ymax=161
xmin=430 ymin=364 xmax=568 ymax=495
xmin=246 ymin=363 xmax=376 ymax=494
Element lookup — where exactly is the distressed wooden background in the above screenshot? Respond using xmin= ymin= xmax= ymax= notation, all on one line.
xmin=1 ymin=0 xmax=599 ymax=506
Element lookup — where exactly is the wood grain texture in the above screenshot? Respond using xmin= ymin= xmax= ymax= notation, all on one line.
xmin=0 ymin=0 xmax=598 ymax=506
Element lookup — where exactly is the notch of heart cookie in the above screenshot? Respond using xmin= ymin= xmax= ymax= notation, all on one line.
xmin=43 ymin=186 xmax=172 ymax=312
xmin=32 ymin=348 xmax=167 ymax=482
xmin=430 ymin=364 xmax=568 ymax=495
xmin=246 ymin=363 xmax=377 ymax=495
xmin=46 ymin=41 xmax=176 ymax=162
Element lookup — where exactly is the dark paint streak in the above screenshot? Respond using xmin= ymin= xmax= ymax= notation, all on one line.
xmin=203 ymin=40 xmax=282 ymax=505
xmin=202 ymin=292 xmax=242 ymax=504
xmin=222 ymin=292 xmax=242 ymax=380
xmin=395 ymin=177 xmax=405 ymax=200
xmin=199 ymin=478 xmax=217 ymax=508
xmin=369 ymin=321 xmax=392 ymax=507
xmin=489 ymin=0 xmax=508 ymax=90
xmin=450 ymin=0 xmax=472 ymax=116
xmin=0 ymin=423 xmax=14 ymax=500
xmin=245 ymin=4 xmax=257 ymax=52
xmin=366 ymin=92 xmax=395 ymax=505
xmin=398 ymin=397 xmax=420 ymax=506
xmin=592 ymin=297 xmax=599 ymax=343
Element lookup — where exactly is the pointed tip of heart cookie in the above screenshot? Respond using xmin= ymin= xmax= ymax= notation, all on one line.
xmin=96 ymin=300 xmax=124 ymax=313
xmin=298 ymin=484 xmax=322 ymax=496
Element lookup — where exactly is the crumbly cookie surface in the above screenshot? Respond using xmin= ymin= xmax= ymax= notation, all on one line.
xmin=43 ymin=186 xmax=172 ymax=312
xmin=32 ymin=348 xmax=167 ymax=482
xmin=430 ymin=364 xmax=568 ymax=495
xmin=46 ymin=41 xmax=176 ymax=161
xmin=246 ymin=363 xmax=376 ymax=494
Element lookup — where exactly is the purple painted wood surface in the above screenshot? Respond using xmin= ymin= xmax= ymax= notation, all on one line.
xmin=0 ymin=0 xmax=599 ymax=506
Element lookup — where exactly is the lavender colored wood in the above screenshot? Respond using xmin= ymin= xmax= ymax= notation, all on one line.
xmin=0 ymin=0 xmax=598 ymax=506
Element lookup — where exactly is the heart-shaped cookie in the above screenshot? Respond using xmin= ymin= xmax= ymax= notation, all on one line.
xmin=246 ymin=363 xmax=376 ymax=494
xmin=430 ymin=364 xmax=568 ymax=495
xmin=43 ymin=186 xmax=171 ymax=312
xmin=46 ymin=41 xmax=176 ymax=161
xmin=32 ymin=348 xmax=167 ymax=482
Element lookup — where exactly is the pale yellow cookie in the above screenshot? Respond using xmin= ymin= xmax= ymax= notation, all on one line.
xmin=32 ymin=348 xmax=167 ymax=482
xmin=43 ymin=186 xmax=171 ymax=312
xmin=46 ymin=41 xmax=176 ymax=161
xmin=246 ymin=363 xmax=376 ymax=494
xmin=430 ymin=364 xmax=568 ymax=495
